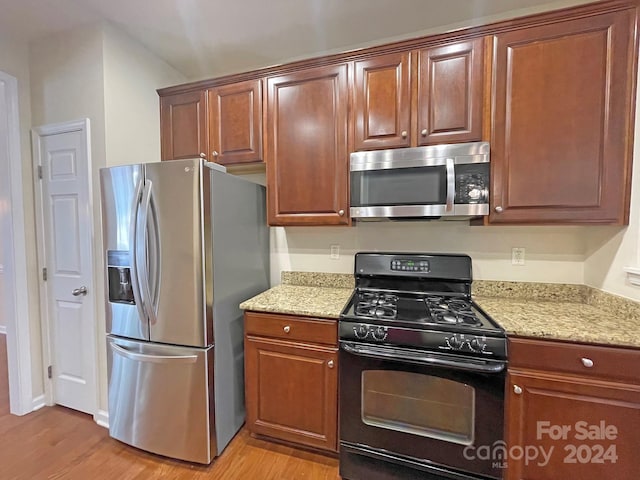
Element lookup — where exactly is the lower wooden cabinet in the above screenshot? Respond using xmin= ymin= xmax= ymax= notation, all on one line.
xmin=244 ymin=312 xmax=338 ymax=452
xmin=505 ymin=338 xmax=640 ymax=480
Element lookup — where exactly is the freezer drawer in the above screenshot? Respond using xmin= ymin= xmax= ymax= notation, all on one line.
xmin=107 ymin=336 xmax=215 ymax=464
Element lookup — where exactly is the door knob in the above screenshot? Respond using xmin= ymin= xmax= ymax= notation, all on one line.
xmin=494 ymin=206 xmax=504 ymax=213
xmin=421 ymin=129 xmax=428 ymax=136
xmin=211 ymin=151 xmax=219 ymax=157
xmin=401 ymin=131 xmax=408 ymax=139
xmin=338 ymin=209 xmax=345 ymax=216
xmin=199 ymin=152 xmax=206 ymax=159
xmin=327 ymin=360 xmax=335 ymax=369
xmin=513 ymin=385 xmax=523 ymax=395
xmin=72 ymin=286 xmax=88 ymax=296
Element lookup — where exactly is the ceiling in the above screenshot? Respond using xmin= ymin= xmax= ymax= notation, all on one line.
xmin=0 ymin=0 xmax=597 ymax=80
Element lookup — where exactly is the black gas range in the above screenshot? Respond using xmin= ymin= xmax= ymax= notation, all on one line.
xmin=339 ymin=252 xmax=507 ymax=361
xmin=339 ymin=253 xmax=507 ymax=480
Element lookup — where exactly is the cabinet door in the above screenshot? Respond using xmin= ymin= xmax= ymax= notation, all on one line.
xmin=266 ymin=64 xmax=349 ymax=225
xmin=245 ymin=336 xmax=338 ymax=452
xmin=353 ymin=52 xmax=411 ymax=150
xmin=491 ymin=10 xmax=636 ymax=224
xmin=418 ymin=38 xmax=484 ymax=145
xmin=208 ymin=79 xmax=262 ymax=165
xmin=505 ymin=370 xmax=640 ymax=480
xmin=160 ymin=90 xmax=208 ymax=161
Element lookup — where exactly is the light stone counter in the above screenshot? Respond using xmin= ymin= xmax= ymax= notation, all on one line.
xmin=240 ymin=273 xmax=640 ymax=348
xmin=474 ymin=280 xmax=640 ymax=348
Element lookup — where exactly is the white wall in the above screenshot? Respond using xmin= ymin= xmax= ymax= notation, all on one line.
xmin=102 ymin=23 xmax=186 ymax=166
xmin=0 ymin=34 xmax=41 ymax=395
xmin=270 ymin=223 xmax=587 ymax=287
xmin=583 ymin=69 xmax=640 ymax=302
xmin=30 ymin=22 xmax=187 ymax=414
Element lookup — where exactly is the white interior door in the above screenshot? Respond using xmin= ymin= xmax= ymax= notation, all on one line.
xmin=34 ymin=121 xmax=96 ymax=415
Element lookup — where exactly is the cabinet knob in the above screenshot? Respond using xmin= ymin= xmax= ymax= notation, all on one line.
xmin=513 ymin=385 xmax=523 ymax=395
xmin=199 ymin=152 xmax=206 ymax=159
xmin=338 ymin=209 xmax=345 ymax=217
xmin=494 ymin=206 xmax=504 ymax=213
xmin=211 ymin=151 xmax=219 ymax=157
xmin=283 ymin=325 xmax=291 ymax=333
xmin=327 ymin=360 xmax=335 ymax=369
xmin=401 ymin=131 xmax=408 ymax=139
xmin=421 ymin=129 xmax=428 ymax=137
xmin=581 ymin=357 xmax=594 ymax=368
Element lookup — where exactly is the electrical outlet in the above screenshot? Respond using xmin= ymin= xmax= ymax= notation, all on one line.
xmin=512 ymin=247 xmax=525 ymax=266
xmin=330 ymin=245 xmax=340 ymax=260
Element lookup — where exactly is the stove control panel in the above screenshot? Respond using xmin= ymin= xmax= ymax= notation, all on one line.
xmin=391 ymin=259 xmax=430 ymax=272
xmin=340 ymin=321 xmax=507 ymax=360
xmin=352 ymin=324 xmax=388 ymax=341
xmin=444 ymin=334 xmax=488 ymax=354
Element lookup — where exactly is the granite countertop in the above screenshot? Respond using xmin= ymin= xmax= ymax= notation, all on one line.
xmin=240 ymin=273 xmax=640 ymax=348
xmin=473 ymin=281 xmax=640 ymax=348
xmin=239 ymin=272 xmax=353 ymax=319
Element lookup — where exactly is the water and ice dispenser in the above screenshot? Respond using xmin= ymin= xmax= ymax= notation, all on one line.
xmin=107 ymin=250 xmax=134 ymax=304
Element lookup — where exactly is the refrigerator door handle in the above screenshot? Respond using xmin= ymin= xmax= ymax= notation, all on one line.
xmin=110 ymin=342 xmax=198 ymax=364
xmin=129 ymin=178 xmax=146 ymax=324
xmin=136 ymin=179 xmax=158 ymax=325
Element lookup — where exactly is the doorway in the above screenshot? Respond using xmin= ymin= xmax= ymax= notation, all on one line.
xmin=0 ymin=70 xmax=35 ymax=416
xmin=32 ymin=119 xmax=97 ymax=415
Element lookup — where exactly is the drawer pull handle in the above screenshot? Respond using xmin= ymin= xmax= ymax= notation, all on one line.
xmin=513 ymin=385 xmax=523 ymax=395
xmin=327 ymin=360 xmax=334 ymax=369
xmin=581 ymin=357 xmax=594 ymax=368
xmin=283 ymin=325 xmax=291 ymax=333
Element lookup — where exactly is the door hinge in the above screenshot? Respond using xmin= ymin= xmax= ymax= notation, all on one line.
xmin=37 ymin=165 xmax=43 ymax=179
xmin=47 ymin=365 xmax=52 ymax=379
xmin=42 ymin=267 xmax=47 ymax=281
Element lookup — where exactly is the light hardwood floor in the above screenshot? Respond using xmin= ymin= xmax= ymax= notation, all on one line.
xmin=0 ymin=335 xmax=341 ymax=479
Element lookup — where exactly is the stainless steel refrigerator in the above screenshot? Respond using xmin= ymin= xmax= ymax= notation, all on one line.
xmin=100 ymin=158 xmax=269 ymax=464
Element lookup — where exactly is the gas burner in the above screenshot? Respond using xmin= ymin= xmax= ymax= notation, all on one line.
xmin=355 ymin=292 xmax=398 ymax=319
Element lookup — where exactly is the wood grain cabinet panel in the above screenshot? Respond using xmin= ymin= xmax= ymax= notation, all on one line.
xmin=490 ymin=9 xmax=636 ymax=224
xmin=353 ymin=52 xmax=412 ymax=149
xmin=160 ymin=90 xmax=208 ymax=161
xmin=244 ymin=312 xmax=338 ymax=453
xmin=418 ymin=38 xmax=484 ymax=145
xmin=265 ymin=64 xmax=349 ymax=225
xmin=505 ymin=338 xmax=640 ymax=480
xmin=208 ymin=79 xmax=262 ymax=165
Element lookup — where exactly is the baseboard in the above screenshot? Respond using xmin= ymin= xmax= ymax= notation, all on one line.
xmin=0 ymin=325 xmax=7 ymax=335
xmin=31 ymin=394 xmax=46 ymax=411
xmin=94 ymin=409 xmax=109 ymax=429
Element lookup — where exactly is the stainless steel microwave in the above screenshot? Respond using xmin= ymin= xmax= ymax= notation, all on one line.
xmin=350 ymin=142 xmax=490 ymax=220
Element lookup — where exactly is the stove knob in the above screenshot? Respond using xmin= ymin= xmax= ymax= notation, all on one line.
xmin=469 ymin=337 xmax=486 ymax=352
xmin=448 ymin=335 xmax=462 ymax=349
xmin=354 ymin=324 xmax=369 ymax=339
xmin=372 ymin=326 xmax=388 ymax=341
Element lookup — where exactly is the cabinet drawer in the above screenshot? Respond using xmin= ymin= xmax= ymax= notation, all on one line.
xmin=245 ymin=312 xmax=337 ymax=346
xmin=509 ymin=337 xmax=640 ymax=384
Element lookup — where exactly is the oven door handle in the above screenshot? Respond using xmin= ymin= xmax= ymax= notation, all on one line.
xmin=340 ymin=341 xmax=506 ymax=374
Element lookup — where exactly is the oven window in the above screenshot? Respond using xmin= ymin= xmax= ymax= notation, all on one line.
xmin=361 ymin=370 xmax=475 ymax=445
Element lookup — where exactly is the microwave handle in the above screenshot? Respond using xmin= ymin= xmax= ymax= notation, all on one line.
xmin=445 ymin=157 xmax=455 ymax=213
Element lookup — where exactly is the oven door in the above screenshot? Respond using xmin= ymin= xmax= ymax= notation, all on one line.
xmin=339 ymin=341 xmax=506 ymax=480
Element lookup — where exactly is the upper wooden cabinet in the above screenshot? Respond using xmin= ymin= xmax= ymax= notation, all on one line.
xmin=208 ymin=79 xmax=262 ymax=165
xmin=352 ymin=38 xmax=484 ymax=151
xmin=417 ymin=38 xmax=484 ymax=145
xmin=353 ymin=52 xmax=412 ymax=150
xmin=265 ymin=64 xmax=349 ymax=226
xmin=160 ymin=90 xmax=208 ymax=161
xmin=160 ymin=80 xmax=262 ymax=166
xmin=490 ymin=9 xmax=636 ymax=224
